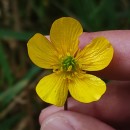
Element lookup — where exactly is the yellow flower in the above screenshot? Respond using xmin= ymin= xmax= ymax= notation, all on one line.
xmin=27 ymin=17 xmax=114 ymax=106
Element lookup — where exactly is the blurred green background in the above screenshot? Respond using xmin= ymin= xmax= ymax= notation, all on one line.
xmin=0 ymin=0 xmax=130 ymax=129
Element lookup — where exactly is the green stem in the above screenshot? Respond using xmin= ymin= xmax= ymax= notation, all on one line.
xmin=64 ymin=98 xmax=68 ymax=110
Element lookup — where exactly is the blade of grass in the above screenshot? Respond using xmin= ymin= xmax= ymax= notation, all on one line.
xmin=0 ymin=42 xmax=14 ymax=86
xmin=0 ymin=113 xmax=23 ymax=130
xmin=0 ymin=29 xmax=34 ymax=41
xmin=0 ymin=66 xmax=41 ymax=110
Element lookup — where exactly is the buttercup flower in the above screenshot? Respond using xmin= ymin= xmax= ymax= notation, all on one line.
xmin=27 ymin=17 xmax=113 ymax=106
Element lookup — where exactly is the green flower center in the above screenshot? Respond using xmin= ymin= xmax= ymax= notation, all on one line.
xmin=62 ymin=56 xmax=76 ymax=71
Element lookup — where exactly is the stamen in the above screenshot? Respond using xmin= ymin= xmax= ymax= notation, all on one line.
xmin=67 ymin=65 xmax=72 ymax=71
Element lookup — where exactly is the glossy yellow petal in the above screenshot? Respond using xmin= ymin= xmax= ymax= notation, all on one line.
xmin=27 ymin=33 xmax=59 ymax=69
xmin=36 ymin=73 xmax=68 ymax=106
xmin=68 ymin=74 xmax=106 ymax=103
xmin=76 ymin=37 xmax=114 ymax=71
xmin=50 ymin=17 xmax=83 ymax=56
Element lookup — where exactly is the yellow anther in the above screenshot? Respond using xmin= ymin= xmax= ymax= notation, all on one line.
xmin=66 ymin=52 xmax=70 ymax=56
xmin=74 ymin=72 xmax=78 ymax=75
xmin=67 ymin=65 xmax=72 ymax=71
xmin=58 ymin=55 xmax=63 ymax=59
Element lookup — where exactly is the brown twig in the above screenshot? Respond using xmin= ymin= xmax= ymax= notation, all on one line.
xmin=13 ymin=116 xmax=29 ymax=130
xmin=0 ymin=91 xmax=27 ymax=119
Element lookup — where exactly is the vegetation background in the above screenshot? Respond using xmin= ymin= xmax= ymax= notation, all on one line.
xmin=0 ymin=0 xmax=130 ymax=129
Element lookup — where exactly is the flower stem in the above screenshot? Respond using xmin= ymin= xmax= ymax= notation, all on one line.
xmin=64 ymin=98 xmax=68 ymax=110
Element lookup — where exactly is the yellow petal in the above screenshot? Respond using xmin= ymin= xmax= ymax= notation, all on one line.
xmin=36 ymin=73 xmax=68 ymax=106
xmin=27 ymin=33 xmax=59 ymax=69
xmin=76 ymin=37 xmax=114 ymax=71
xmin=50 ymin=17 xmax=83 ymax=56
xmin=68 ymin=74 xmax=106 ymax=103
